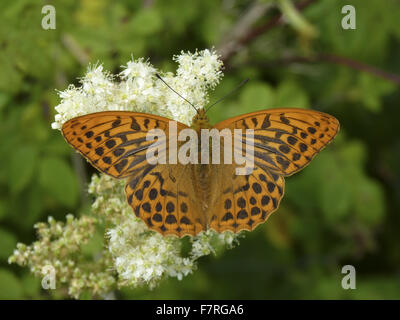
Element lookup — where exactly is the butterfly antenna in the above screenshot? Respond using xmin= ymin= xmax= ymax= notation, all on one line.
xmin=205 ymin=78 xmax=249 ymax=113
xmin=156 ymin=73 xmax=198 ymax=113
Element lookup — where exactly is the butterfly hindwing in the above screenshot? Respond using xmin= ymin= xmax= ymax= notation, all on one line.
xmin=208 ymin=164 xmax=285 ymax=233
xmin=125 ymin=163 xmax=205 ymax=237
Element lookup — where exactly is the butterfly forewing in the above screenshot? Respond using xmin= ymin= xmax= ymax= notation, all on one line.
xmin=213 ymin=108 xmax=340 ymax=176
xmin=62 ymin=111 xmax=179 ymax=178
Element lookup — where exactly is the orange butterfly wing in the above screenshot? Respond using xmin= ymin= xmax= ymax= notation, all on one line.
xmin=213 ymin=108 xmax=340 ymax=176
xmin=208 ymin=108 xmax=339 ymax=233
xmin=62 ymin=111 xmax=206 ymax=237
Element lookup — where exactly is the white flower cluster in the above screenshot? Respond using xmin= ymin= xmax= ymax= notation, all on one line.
xmin=51 ymin=49 xmax=223 ymax=129
xmin=108 ymin=218 xmax=194 ymax=288
xmin=8 ymin=215 xmax=115 ymax=299
xmin=89 ymin=173 xmax=239 ymax=290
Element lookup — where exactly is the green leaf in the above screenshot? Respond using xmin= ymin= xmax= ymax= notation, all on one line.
xmin=358 ymin=73 xmax=396 ymax=112
xmin=8 ymin=145 xmax=38 ymax=194
xmin=239 ymin=82 xmax=275 ymax=112
xmin=320 ymin=170 xmax=352 ymax=222
xmin=0 ymin=228 xmax=17 ymax=260
xmin=275 ymin=80 xmax=309 ymax=108
xmin=41 ymin=135 xmax=71 ymax=156
xmin=0 ymin=199 xmax=6 ymax=221
xmin=38 ymin=157 xmax=79 ymax=207
xmin=338 ymin=141 xmax=367 ymax=170
xmin=351 ymin=277 xmax=400 ymax=299
xmin=0 ymin=269 xmax=24 ymax=299
xmin=354 ymin=178 xmax=385 ymax=226
xmin=21 ymin=273 xmax=41 ymax=298
xmin=129 ymin=9 xmax=163 ymax=36
xmin=201 ymin=11 xmax=230 ymax=45
xmin=25 ymin=186 xmax=44 ymax=226
xmin=286 ymin=167 xmax=321 ymax=212
xmin=0 ymin=53 xmax=22 ymax=93
xmin=308 ymin=274 xmax=346 ymax=299
xmin=0 ymin=92 xmax=10 ymax=111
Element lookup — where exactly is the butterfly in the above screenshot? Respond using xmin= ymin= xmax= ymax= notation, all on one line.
xmin=62 ymin=107 xmax=339 ymax=237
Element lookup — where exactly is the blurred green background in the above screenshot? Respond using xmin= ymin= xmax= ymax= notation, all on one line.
xmin=1 ymin=0 xmax=400 ymax=299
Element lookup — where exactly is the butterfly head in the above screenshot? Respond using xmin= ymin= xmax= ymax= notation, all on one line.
xmin=191 ymin=108 xmax=211 ymax=130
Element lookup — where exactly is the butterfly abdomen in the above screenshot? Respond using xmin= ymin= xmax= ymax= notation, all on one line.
xmin=190 ymin=109 xmax=213 ymax=214
xmin=196 ymin=164 xmax=212 ymax=204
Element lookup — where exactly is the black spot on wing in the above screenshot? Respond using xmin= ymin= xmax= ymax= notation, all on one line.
xmin=130 ymin=117 xmax=141 ymax=131
xmin=114 ymin=159 xmax=128 ymax=173
xmin=261 ymin=115 xmax=271 ymax=129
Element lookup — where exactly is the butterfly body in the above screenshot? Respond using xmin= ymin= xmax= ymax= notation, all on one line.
xmin=189 ymin=108 xmax=214 ymax=220
xmin=62 ymin=107 xmax=339 ymax=238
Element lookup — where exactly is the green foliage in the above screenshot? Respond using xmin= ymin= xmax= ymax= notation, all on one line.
xmin=0 ymin=228 xmax=17 ymax=260
xmin=38 ymin=157 xmax=79 ymax=208
xmin=240 ymin=82 xmax=275 ymax=111
xmin=0 ymin=0 xmax=399 ymax=299
xmin=275 ymin=80 xmax=309 ymax=108
xmin=0 ymin=269 xmax=24 ymax=299
xmin=357 ymin=73 xmax=396 ymax=112
xmin=9 ymin=146 xmax=38 ymax=194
